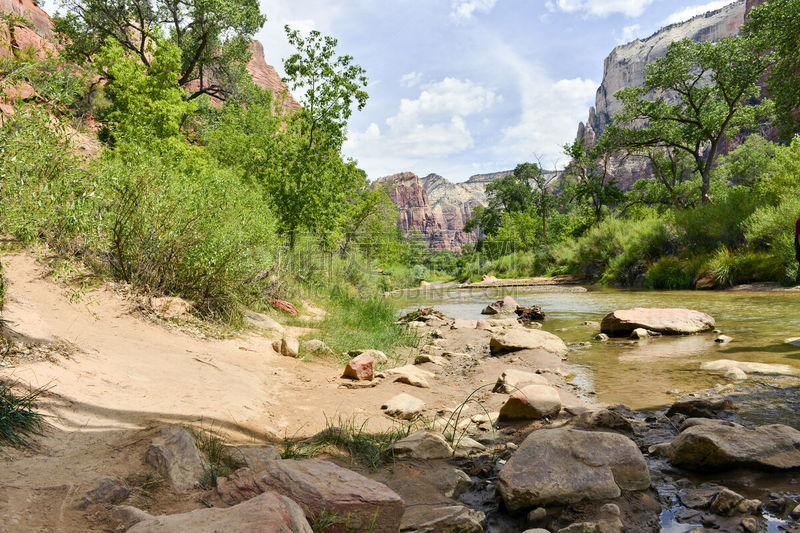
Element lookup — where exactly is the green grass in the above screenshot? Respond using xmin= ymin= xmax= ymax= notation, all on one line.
xmin=0 ymin=380 xmax=45 ymax=449
xmin=281 ymin=416 xmax=413 ymax=470
xmin=191 ymin=426 xmax=247 ymax=488
xmin=306 ymin=286 xmax=419 ymax=363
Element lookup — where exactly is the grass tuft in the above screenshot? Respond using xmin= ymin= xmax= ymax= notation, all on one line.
xmin=0 ymin=380 xmax=45 ymax=449
xmin=191 ymin=426 xmax=246 ymax=488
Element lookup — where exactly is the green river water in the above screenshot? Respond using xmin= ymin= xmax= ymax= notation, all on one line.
xmin=392 ymin=286 xmax=800 ymax=412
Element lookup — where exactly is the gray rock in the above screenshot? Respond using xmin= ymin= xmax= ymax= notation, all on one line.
xmin=76 ymin=477 xmax=130 ymax=509
xmin=700 ymin=359 xmax=797 ymax=376
xmin=400 ymin=504 xmax=484 ymax=532
xmin=527 ymin=507 xmax=547 ymax=523
xmin=453 ymin=436 xmax=487 ymax=457
xmin=444 ymin=469 xmax=473 ymax=499
xmin=669 ymin=421 xmax=800 ymax=471
xmin=724 ymin=367 xmax=747 ymax=381
xmin=630 ymin=327 xmax=649 ymax=340
xmin=145 ymin=426 xmax=205 ymax=491
xmin=302 ymin=339 xmax=333 ymax=356
xmin=223 ymin=444 xmax=281 ymax=473
xmin=498 ymin=384 xmax=561 ymax=420
xmin=497 ymin=428 xmax=650 ymax=512
xmin=243 ymin=311 xmax=284 ymax=334
xmin=492 ymin=369 xmax=549 ymax=393
xmin=387 ymin=365 xmax=434 ymax=388
xmin=489 ymin=329 xmax=568 ymax=356
xmin=281 ymin=337 xmax=300 ymax=358
xmin=666 ymin=397 xmax=736 ymax=418
xmin=715 ymin=335 xmax=733 ymax=344
xmin=382 ymin=393 xmax=425 ymax=420
xmin=573 ymin=409 xmax=633 ymax=434
xmin=600 ymin=308 xmax=715 ymax=336
xmin=111 ymin=506 xmax=154 ymax=530
xmin=391 ymin=430 xmax=453 ymax=460
xmin=557 ymin=518 xmax=623 ymax=533
xmin=127 ymin=491 xmax=312 ymax=532
xmin=594 ymin=333 xmax=610 ymax=342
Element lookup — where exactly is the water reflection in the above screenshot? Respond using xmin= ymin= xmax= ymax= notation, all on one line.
xmin=396 ymin=286 xmax=800 ymax=410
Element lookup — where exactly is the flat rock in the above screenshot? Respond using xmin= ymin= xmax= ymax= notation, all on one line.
xmin=223 ymin=444 xmax=281 ymax=473
xmin=400 ymin=504 xmax=484 ymax=532
xmin=489 ymin=329 xmax=568 ymax=356
xmin=452 ymin=319 xmax=478 ymax=329
xmin=600 ymin=308 xmax=715 ymax=336
xmin=453 ymin=436 xmax=487 ymax=457
xmin=492 ymin=369 xmax=549 ymax=393
xmin=391 ymin=430 xmax=453 ymax=460
xmin=666 ymin=397 xmax=736 ymax=418
xmin=243 ymin=310 xmax=284 ymax=333
xmin=700 ymin=359 xmax=797 ymax=376
xmin=668 ymin=421 xmax=800 ymax=471
xmin=76 ymin=477 xmax=130 ymax=509
xmin=557 ymin=519 xmax=623 ymax=533
xmin=725 ymin=368 xmax=747 ymax=381
xmin=497 ymin=428 xmax=650 ymax=512
xmin=343 ymin=353 xmax=374 ymax=381
xmin=498 ymin=384 xmax=561 ymax=420
xmin=414 ymin=353 xmax=449 ymax=366
xmin=382 ymin=393 xmax=425 ymax=420
xmin=128 ymin=491 xmax=312 ymax=532
xmin=387 ymin=365 xmax=434 ymax=388
xmin=786 ymin=337 xmax=800 ymax=347
xmin=573 ymin=409 xmax=633 ymax=434
xmin=220 ymin=460 xmax=404 ymax=533
xmin=144 ymin=426 xmax=205 ymax=491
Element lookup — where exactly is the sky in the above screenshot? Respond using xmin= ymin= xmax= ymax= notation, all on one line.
xmin=254 ymin=0 xmax=737 ymax=182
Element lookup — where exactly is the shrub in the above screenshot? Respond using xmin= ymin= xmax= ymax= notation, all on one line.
xmin=706 ymin=248 xmax=784 ymax=287
xmin=744 ymin=196 xmax=800 ymax=281
xmin=96 ymin=137 xmax=277 ymax=319
xmin=645 ymin=256 xmax=695 ymax=289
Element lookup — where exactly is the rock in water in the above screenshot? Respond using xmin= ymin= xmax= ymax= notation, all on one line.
xmin=497 ymin=428 xmax=650 ymax=512
xmin=666 ymin=397 xmax=736 ymax=418
xmin=516 ymin=305 xmax=546 ymax=322
xmin=498 ymin=384 xmax=562 ymax=420
xmin=219 ymin=460 xmax=405 ymax=533
xmin=600 ymin=308 xmax=715 ymax=336
xmin=144 ymin=426 xmax=205 ymax=491
xmin=700 ymin=359 xmax=797 ymax=376
xmin=481 ymin=295 xmax=518 ymax=315
xmin=668 ymin=420 xmax=800 ymax=471
xmin=127 ymin=491 xmax=312 ymax=532
xmin=489 ymin=329 xmax=568 ymax=356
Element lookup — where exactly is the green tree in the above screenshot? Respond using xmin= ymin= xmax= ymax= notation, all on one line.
xmin=606 ymin=36 xmax=773 ymax=204
xmin=563 ymin=139 xmax=624 ymax=223
xmin=745 ymin=0 xmax=800 ymax=135
xmin=464 ymin=167 xmax=535 ymax=238
xmin=517 ymin=162 xmax=555 ymax=242
xmin=54 ymin=0 xmax=264 ymax=100
xmin=283 ymin=26 xmax=369 ymax=150
xmin=94 ymin=38 xmax=196 ymax=140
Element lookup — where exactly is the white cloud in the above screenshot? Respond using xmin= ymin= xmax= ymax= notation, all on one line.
xmin=617 ymin=23 xmax=642 ymax=44
xmin=547 ymin=0 xmax=655 ymax=17
xmin=664 ymin=1 xmax=733 ymax=25
xmin=495 ymin=43 xmax=597 ymax=169
xmin=451 ymin=0 xmax=498 ymax=20
xmin=400 ymin=71 xmax=423 ymax=88
xmin=345 ymin=77 xmax=497 ymax=169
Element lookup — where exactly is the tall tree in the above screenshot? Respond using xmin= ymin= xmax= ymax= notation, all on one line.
xmin=54 ymin=0 xmax=265 ymax=100
xmin=606 ymin=36 xmax=773 ymax=204
xmin=464 ymin=167 xmax=534 ymax=238
xmin=745 ymin=0 xmax=800 ymax=135
xmin=563 ymin=139 xmax=624 ymax=223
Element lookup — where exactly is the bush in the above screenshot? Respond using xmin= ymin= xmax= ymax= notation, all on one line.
xmin=97 ymin=138 xmax=277 ymax=319
xmin=706 ymin=248 xmax=784 ymax=287
xmin=645 ymin=256 xmax=697 ymax=289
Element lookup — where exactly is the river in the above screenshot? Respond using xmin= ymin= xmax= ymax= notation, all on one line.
xmin=392 ymin=285 xmax=800 ymax=415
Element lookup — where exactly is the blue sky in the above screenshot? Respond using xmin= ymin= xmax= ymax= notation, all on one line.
xmin=255 ymin=0 xmax=736 ymax=181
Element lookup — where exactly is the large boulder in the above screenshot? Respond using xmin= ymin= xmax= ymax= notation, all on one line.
xmin=515 ymin=305 xmax=546 ymax=322
xmin=498 ymin=384 xmax=561 ymax=420
xmin=481 ymin=296 xmax=518 ymax=315
xmin=700 ymin=359 xmax=797 ymax=376
xmin=400 ymin=504 xmax=484 ymax=532
xmin=600 ymin=308 xmax=715 ymax=336
xmin=217 ymin=460 xmax=404 ymax=532
xmin=127 ymin=491 xmax=312 ymax=532
xmin=343 ymin=353 xmax=374 ymax=381
xmin=144 ymin=426 xmax=205 ymax=491
xmin=668 ymin=419 xmax=800 ymax=471
xmin=489 ymin=329 xmax=568 ymax=356
xmin=497 ymin=429 xmax=650 ymax=512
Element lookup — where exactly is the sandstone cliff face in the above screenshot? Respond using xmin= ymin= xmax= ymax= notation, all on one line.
xmin=577 ymin=0 xmax=746 ymax=146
